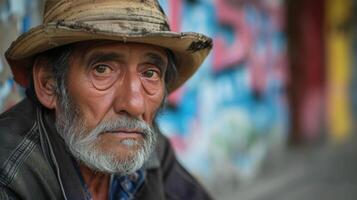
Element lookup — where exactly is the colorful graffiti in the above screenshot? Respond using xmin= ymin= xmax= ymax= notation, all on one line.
xmin=158 ymin=0 xmax=288 ymax=182
xmin=0 ymin=0 xmax=43 ymax=111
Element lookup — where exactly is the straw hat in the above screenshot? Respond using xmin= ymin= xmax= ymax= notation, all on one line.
xmin=5 ymin=0 xmax=212 ymax=93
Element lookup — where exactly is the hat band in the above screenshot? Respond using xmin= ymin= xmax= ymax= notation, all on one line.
xmin=55 ymin=18 xmax=170 ymax=35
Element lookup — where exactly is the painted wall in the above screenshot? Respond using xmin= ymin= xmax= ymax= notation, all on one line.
xmin=287 ymin=0 xmax=326 ymax=143
xmin=326 ymin=0 xmax=353 ymax=142
xmin=0 ymin=0 xmax=43 ymax=111
xmin=158 ymin=0 xmax=289 ymax=184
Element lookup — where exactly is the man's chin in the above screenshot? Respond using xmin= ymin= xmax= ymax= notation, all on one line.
xmin=99 ymin=145 xmax=144 ymax=163
xmin=73 ymin=143 xmax=148 ymax=175
xmin=99 ymin=132 xmax=145 ymax=151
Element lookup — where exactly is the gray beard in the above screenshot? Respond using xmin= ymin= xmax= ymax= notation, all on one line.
xmin=54 ymin=88 xmax=157 ymax=175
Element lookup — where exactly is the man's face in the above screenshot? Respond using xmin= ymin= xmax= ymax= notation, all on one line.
xmin=55 ymin=42 xmax=168 ymax=174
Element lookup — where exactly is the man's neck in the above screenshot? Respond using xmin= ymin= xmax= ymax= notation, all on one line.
xmin=79 ymin=164 xmax=110 ymax=200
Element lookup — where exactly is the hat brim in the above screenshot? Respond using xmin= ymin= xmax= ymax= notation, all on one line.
xmin=5 ymin=22 xmax=212 ymax=93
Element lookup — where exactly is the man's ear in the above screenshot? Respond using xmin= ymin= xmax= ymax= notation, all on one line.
xmin=33 ymin=58 xmax=57 ymax=109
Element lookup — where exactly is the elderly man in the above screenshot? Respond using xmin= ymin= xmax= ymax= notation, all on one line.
xmin=0 ymin=0 xmax=212 ymax=199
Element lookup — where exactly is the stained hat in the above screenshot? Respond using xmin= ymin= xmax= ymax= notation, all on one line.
xmin=5 ymin=0 xmax=212 ymax=93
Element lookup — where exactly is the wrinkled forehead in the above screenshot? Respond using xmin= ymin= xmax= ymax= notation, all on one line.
xmin=69 ymin=40 xmax=168 ymax=61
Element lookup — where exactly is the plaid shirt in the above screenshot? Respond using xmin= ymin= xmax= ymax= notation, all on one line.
xmin=73 ymin=159 xmax=145 ymax=200
xmin=109 ymin=170 xmax=145 ymax=200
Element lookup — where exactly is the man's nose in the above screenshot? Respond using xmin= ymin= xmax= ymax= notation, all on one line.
xmin=113 ymin=74 xmax=145 ymax=119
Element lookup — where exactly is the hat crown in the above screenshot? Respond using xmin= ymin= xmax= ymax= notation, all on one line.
xmin=42 ymin=0 xmax=170 ymax=32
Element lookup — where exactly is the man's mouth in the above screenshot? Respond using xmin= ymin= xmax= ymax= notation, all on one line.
xmin=105 ymin=129 xmax=144 ymax=143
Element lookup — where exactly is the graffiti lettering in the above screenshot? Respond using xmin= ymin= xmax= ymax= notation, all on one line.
xmin=213 ymin=0 xmax=252 ymax=72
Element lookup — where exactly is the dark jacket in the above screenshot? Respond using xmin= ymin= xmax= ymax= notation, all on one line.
xmin=0 ymin=98 xmax=212 ymax=200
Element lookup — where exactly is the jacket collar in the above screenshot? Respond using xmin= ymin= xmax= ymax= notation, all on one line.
xmin=37 ymin=105 xmax=88 ymax=200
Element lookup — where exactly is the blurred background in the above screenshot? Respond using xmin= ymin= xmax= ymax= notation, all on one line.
xmin=1 ymin=0 xmax=357 ymax=199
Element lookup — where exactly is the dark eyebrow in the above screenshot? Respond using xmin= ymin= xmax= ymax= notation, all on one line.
xmin=86 ymin=52 xmax=124 ymax=66
xmin=143 ymin=52 xmax=167 ymax=71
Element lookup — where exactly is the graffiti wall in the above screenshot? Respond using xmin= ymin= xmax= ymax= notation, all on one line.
xmin=0 ymin=0 xmax=43 ymax=111
xmin=158 ymin=0 xmax=289 ymax=187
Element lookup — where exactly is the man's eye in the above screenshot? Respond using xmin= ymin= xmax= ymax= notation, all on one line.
xmin=143 ymin=70 xmax=160 ymax=79
xmin=93 ymin=64 xmax=112 ymax=75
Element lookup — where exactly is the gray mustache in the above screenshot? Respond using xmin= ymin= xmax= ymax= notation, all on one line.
xmin=91 ymin=115 xmax=153 ymax=138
